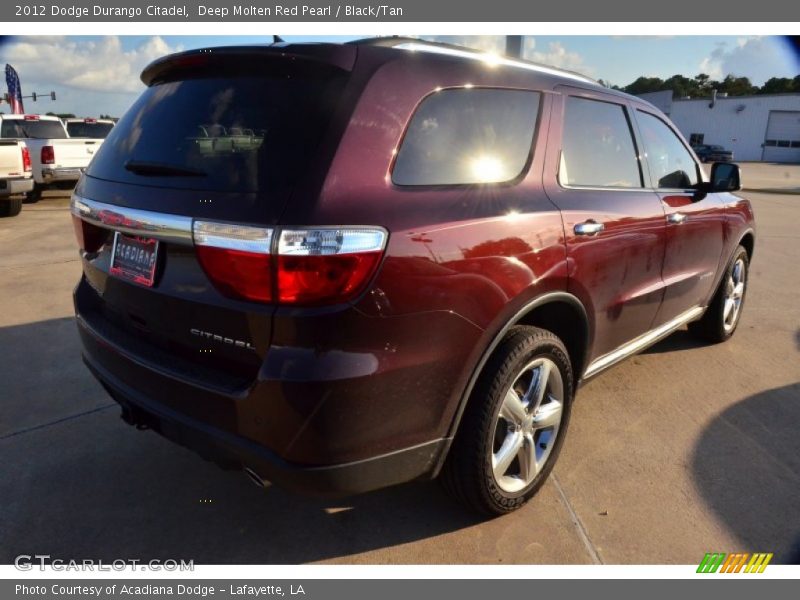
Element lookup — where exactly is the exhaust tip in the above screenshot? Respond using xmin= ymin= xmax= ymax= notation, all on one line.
xmin=243 ymin=467 xmax=266 ymax=489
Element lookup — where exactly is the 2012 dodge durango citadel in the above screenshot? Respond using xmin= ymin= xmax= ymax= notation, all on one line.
xmin=71 ymin=39 xmax=755 ymax=515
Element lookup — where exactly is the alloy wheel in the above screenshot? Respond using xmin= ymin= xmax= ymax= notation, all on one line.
xmin=490 ymin=357 xmax=564 ymax=493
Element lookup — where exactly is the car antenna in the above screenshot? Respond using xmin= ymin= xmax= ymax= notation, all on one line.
xmin=273 ymin=35 xmax=285 ymax=43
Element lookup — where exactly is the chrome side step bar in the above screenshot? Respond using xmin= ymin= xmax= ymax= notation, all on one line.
xmin=583 ymin=306 xmax=705 ymax=379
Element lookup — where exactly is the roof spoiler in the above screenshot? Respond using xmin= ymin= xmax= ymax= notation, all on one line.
xmin=141 ymin=43 xmax=357 ymax=86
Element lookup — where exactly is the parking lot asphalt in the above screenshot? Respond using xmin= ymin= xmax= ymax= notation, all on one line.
xmin=1 ymin=163 xmax=798 ymax=565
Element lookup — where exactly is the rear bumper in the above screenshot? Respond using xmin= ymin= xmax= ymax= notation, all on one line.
xmin=0 ymin=176 xmax=33 ymax=197
xmin=84 ymin=350 xmax=447 ymax=496
xmin=73 ymin=272 xmax=480 ymax=495
xmin=41 ymin=166 xmax=83 ymax=184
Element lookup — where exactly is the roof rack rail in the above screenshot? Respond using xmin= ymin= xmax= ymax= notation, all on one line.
xmin=348 ymin=36 xmax=598 ymax=85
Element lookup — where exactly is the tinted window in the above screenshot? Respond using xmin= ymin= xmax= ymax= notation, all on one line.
xmin=392 ymin=88 xmax=540 ymax=186
xmin=1 ymin=119 xmax=67 ymax=139
xmin=560 ymin=97 xmax=641 ymax=188
xmin=636 ymin=111 xmax=699 ymax=189
xmin=86 ymin=73 xmax=344 ymax=193
xmin=67 ymin=121 xmax=114 ymax=138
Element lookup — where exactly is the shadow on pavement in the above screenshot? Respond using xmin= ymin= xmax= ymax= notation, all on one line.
xmin=642 ymin=329 xmax=706 ymax=355
xmin=691 ymin=382 xmax=800 ymax=564
xmin=0 ymin=317 xmax=483 ymax=565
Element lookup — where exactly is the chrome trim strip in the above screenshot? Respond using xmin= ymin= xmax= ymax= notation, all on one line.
xmin=583 ymin=306 xmax=704 ymax=379
xmin=70 ymin=194 xmax=193 ymax=246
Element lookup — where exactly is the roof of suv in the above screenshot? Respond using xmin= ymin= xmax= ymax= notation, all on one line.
xmin=140 ymin=38 xmax=655 ymax=110
xmin=350 ymin=36 xmax=599 ymax=85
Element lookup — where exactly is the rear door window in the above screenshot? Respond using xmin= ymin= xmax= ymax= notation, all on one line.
xmin=392 ymin=88 xmax=540 ymax=186
xmin=560 ymin=96 xmax=642 ymax=189
xmin=86 ymin=71 xmax=345 ymax=194
xmin=636 ymin=110 xmax=700 ymax=189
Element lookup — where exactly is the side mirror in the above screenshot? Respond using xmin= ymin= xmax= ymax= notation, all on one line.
xmin=709 ymin=162 xmax=742 ymax=192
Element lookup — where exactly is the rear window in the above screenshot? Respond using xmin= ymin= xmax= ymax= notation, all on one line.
xmin=86 ymin=72 xmax=345 ymax=193
xmin=1 ymin=119 xmax=67 ymax=139
xmin=392 ymin=88 xmax=540 ymax=186
xmin=67 ymin=121 xmax=114 ymax=138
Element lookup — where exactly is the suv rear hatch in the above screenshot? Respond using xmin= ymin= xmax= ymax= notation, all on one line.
xmin=74 ymin=45 xmax=356 ymax=391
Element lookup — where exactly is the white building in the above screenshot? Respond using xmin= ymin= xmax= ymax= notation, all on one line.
xmin=638 ymin=90 xmax=800 ymax=163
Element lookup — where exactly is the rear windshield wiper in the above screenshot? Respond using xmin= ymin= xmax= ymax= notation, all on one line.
xmin=124 ymin=160 xmax=206 ymax=177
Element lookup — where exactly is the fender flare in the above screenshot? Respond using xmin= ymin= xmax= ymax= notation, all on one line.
xmin=433 ymin=291 xmax=590 ymax=475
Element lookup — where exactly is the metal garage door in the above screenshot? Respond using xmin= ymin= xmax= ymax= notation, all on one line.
xmin=762 ymin=111 xmax=800 ymax=163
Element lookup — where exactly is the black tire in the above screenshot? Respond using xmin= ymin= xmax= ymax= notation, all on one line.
xmin=441 ymin=325 xmax=574 ymax=516
xmin=0 ymin=196 xmax=23 ymax=217
xmin=688 ymin=245 xmax=749 ymax=343
xmin=24 ymin=184 xmax=42 ymax=204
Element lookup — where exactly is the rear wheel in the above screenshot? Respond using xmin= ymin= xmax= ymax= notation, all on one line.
xmin=441 ymin=326 xmax=573 ymax=515
xmin=0 ymin=196 xmax=23 ymax=217
xmin=24 ymin=184 xmax=42 ymax=204
xmin=688 ymin=245 xmax=749 ymax=343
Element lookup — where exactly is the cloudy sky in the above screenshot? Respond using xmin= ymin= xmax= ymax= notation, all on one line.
xmin=1 ymin=35 xmax=797 ymax=117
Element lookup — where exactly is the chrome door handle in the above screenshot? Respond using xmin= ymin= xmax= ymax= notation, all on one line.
xmin=668 ymin=212 xmax=688 ymax=224
xmin=574 ymin=221 xmax=605 ymax=236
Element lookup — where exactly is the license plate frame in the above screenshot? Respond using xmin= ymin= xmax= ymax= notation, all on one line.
xmin=109 ymin=231 xmax=160 ymax=288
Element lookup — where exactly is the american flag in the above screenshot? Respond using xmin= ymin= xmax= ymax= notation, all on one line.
xmin=5 ymin=64 xmax=24 ymax=114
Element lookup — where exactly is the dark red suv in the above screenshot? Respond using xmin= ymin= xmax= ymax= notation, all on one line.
xmin=71 ymin=39 xmax=755 ymax=515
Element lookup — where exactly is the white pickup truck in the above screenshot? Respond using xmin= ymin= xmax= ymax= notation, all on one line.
xmin=0 ymin=114 xmax=101 ymax=202
xmin=0 ymin=139 xmax=33 ymax=217
xmin=64 ymin=117 xmax=115 ymax=139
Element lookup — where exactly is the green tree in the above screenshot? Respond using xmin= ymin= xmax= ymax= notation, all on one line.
xmin=718 ymin=75 xmax=756 ymax=96
xmin=760 ymin=77 xmax=795 ymax=94
xmin=663 ymin=74 xmax=701 ymax=98
xmin=623 ymin=76 xmax=666 ymax=95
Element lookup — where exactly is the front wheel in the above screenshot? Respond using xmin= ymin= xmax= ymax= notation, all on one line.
xmin=441 ymin=326 xmax=573 ymax=515
xmin=688 ymin=245 xmax=749 ymax=343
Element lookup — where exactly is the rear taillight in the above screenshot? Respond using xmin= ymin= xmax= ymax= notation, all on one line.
xmin=194 ymin=221 xmax=273 ymax=303
xmin=21 ymin=146 xmax=31 ymax=172
xmin=192 ymin=222 xmax=387 ymax=306
xmin=41 ymin=145 xmax=55 ymax=165
xmin=71 ymin=215 xmax=107 ymax=253
xmin=276 ymin=229 xmax=386 ymax=305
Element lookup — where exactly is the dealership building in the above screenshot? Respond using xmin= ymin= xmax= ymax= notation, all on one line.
xmin=638 ymin=90 xmax=800 ymax=163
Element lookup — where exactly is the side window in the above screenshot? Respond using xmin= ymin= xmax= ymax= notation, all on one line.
xmin=560 ymin=96 xmax=642 ymax=189
xmin=392 ymin=88 xmax=540 ymax=186
xmin=636 ymin=111 xmax=699 ymax=189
